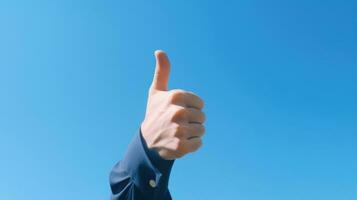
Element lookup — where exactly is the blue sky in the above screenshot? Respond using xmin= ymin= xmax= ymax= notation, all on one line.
xmin=0 ymin=0 xmax=356 ymax=199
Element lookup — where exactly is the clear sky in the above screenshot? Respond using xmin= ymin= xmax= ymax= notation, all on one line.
xmin=0 ymin=0 xmax=356 ymax=199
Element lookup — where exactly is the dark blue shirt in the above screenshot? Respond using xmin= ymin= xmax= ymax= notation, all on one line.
xmin=110 ymin=129 xmax=174 ymax=200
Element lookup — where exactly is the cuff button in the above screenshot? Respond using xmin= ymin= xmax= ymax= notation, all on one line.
xmin=149 ymin=179 xmax=157 ymax=188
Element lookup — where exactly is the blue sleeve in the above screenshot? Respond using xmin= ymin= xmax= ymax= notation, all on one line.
xmin=110 ymin=129 xmax=175 ymax=200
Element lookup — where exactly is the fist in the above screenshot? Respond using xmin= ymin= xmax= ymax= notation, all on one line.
xmin=141 ymin=50 xmax=206 ymax=160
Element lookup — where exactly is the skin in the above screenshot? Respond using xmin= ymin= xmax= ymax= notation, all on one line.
xmin=141 ymin=50 xmax=206 ymax=160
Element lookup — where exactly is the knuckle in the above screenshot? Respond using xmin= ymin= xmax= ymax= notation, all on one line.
xmin=172 ymin=107 xmax=187 ymax=121
xmin=173 ymin=125 xmax=185 ymax=138
xmin=168 ymin=92 xmax=176 ymax=103
xmin=169 ymin=89 xmax=186 ymax=104
xmin=190 ymin=125 xmax=205 ymax=137
xmin=190 ymin=109 xmax=205 ymax=123
xmin=177 ymin=142 xmax=186 ymax=153
xmin=173 ymin=139 xmax=187 ymax=154
xmin=176 ymin=107 xmax=187 ymax=116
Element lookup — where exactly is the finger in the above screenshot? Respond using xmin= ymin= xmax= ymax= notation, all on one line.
xmin=171 ymin=106 xmax=205 ymax=124
xmin=185 ymin=137 xmax=202 ymax=153
xmin=183 ymin=92 xmax=204 ymax=110
xmin=184 ymin=123 xmax=205 ymax=139
xmin=186 ymin=108 xmax=206 ymax=124
xmin=151 ymin=50 xmax=171 ymax=91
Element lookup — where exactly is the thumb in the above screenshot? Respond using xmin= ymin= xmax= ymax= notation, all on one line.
xmin=151 ymin=50 xmax=171 ymax=91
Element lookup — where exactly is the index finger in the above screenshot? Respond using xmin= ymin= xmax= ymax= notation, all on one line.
xmin=184 ymin=92 xmax=204 ymax=110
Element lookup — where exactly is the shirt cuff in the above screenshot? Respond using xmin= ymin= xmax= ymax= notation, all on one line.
xmin=120 ymin=128 xmax=174 ymax=196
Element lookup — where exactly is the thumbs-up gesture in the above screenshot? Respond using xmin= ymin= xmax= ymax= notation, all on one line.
xmin=141 ymin=50 xmax=206 ymax=160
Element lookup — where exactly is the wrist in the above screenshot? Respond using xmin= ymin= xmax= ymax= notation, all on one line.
xmin=140 ymin=120 xmax=156 ymax=149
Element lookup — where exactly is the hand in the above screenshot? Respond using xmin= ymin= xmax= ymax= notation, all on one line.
xmin=141 ymin=50 xmax=206 ymax=160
